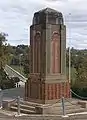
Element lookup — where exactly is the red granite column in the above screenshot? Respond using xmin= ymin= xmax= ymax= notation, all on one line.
xmin=65 ymin=82 xmax=67 ymax=98
xmin=45 ymin=84 xmax=48 ymax=100
xmin=66 ymin=82 xmax=70 ymax=98
xmin=55 ymin=42 xmax=58 ymax=73
xmin=52 ymin=84 xmax=56 ymax=99
xmin=63 ymin=82 xmax=66 ymax=98
xmin=59 ymin=83 xmax=61 ymax=99
xmin=67 ymin=82 xmax=71 ymax=98
xmin=55 ymin=84 xmax=57 ymax=99
xmin=56 ymin=83 xmax=59 ymax=99
xmin=52 ymin=41 xmax=55 ymax=73
xmin=51 ymin=32 xmax=60 ymax=74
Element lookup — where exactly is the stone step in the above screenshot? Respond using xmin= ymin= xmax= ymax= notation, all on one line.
xmin=20 ymin=100 xmax=42 ymax=107
xmin=18 ymin=115 xmax=63 ymax=120
xmin=65 ymin=104 xmax=81 ymax=110
xmin=45 ymin=106 xmax=87 ymax=115
xmin=13 ymin=103 xmax=35 ymax=111
xmin=63 ymin=99 xmax=79 ymax=105
xmin=59 ymin=108 xmax=87 ymax=115
xmin=10 ymin=99 xmax=87 ymax=115
xmin=66 ymin=108 xmax=87 ymax=114
xmin=20 ymin=98 xmax=79 ymax=108
xmin=10 ymin=104 xmax=87 ymax=115
xmin=70 ymin=114 xmax=87 ymax=120
xmin=10 ymin=106 xmax=35 ymax=114
xmin=43 ymin=102 xmax=79 ymax=109
xmin=51 ymin=104 xmax=81 ymax=112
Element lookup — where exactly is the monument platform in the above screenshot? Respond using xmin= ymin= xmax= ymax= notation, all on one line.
xmin=25 ymin=73 xmax=71 ymax=104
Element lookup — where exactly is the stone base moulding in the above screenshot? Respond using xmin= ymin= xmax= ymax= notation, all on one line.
xmin=25 ymin=78 xmax=71 ymax=104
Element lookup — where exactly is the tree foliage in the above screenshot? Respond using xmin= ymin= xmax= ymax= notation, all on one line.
xmin=66 ymin=48 xmax=87 ymax=97
xmin=0 ymin=33 xmax=9 ymax=68
xmin=0 ymin=32 xmax=19 ymax=89
xmin=0 ymin=68 xmax=16 ymax=89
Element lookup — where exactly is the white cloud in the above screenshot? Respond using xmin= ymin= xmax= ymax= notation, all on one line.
xmin=0 ymin=0 xmax=87 ymax=49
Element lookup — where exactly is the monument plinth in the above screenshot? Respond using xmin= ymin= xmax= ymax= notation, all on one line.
xmin=25 ymin=8 xmax=71 ymax=104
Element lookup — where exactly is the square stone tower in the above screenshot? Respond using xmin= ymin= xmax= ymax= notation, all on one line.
xmin=25 ymin=8 xmax=70 ymax=104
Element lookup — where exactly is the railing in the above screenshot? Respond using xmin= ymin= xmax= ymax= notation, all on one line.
xmin=70 ymin=89 xmax=87 ymax=100
xmin=4 ymin=65 xmax=27 ymax=83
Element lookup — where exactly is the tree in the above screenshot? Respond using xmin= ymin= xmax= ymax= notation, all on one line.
xmin=0 ymin=68 xmax=16 ymax=89
xmin=0 ymin=32 xmax=17 ymax=89
xmin=0 ymin=32 xmax=9 ymax=68
xmin=66 ymin=48 xmax=87 ymax=97
xmin=23 ymin=46 xmax=30 ymax=77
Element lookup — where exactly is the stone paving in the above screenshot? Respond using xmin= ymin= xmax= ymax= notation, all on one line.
xmin=1 ymin=109 xmax=87 ymax=120
xmin=0 ymin=114 xmax=87 ymax=120
xmin=0 ymin=112 xmax=87 ymax=120
xmin=0 ymin=114 xmax=68 ymax=120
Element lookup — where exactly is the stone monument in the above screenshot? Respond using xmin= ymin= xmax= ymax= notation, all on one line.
xmin=25 ymin=8 xmax=71 ymax=104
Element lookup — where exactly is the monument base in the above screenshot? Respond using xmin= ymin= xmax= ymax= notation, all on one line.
xmin=34 ymin=98 xmax=83 ymax=115
xmin=25 ymin=73 xmax=71 ymax=104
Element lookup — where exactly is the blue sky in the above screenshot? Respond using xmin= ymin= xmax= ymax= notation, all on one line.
xmin=0 ymin=0 xmax=87 ymax=49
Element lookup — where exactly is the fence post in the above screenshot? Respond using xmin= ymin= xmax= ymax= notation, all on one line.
xmin=17 ymin=96 xmax=20 ymax=115
xmin=0 ymin=89 xmax=3 ymax=109
xmin=62 ymin=97 xmax=65 ymax=116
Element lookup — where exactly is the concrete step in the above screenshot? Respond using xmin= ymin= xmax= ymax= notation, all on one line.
xmin=44 ymin=104 xmax=87 ymax=115
xmin=20 ymin=100 xmax=42 ymax=107
xmin=10 ymin=99 xmax=87 ymax=115
xmin=18 ymin=115 xmax=63 ymax=120
xmin=65 ymin=104 xmax=81 ymax=110
xmin=66 ymin=108 xmax=87 ymax=114
xmin=51 ymin=105 xmax=81 ymax=112
xmin=44 ymin=100 xmax=81 ymax=110
xmin=10 ymin=100 xmax=37 ymax=114
xmin=10 ymin=106 xmax=35 ymax=114
xmin=21 ymin=99 xmax=77 ymax=107
xmin=70 ymin=114 xmax=87 ymax=120
xmin=46 ymin=99 xmax=79 ymax=108
xmin=13 ymin=103 xmax=35 ymax=111
xmin=50 ymin=108 xmax=87 ymax=115
xmin=20 ymin=98 xmax=79 ymax=108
